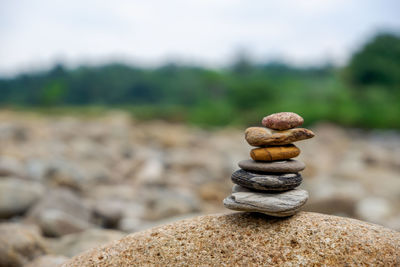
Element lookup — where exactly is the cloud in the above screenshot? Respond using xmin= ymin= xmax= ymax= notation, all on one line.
xmin=0 ymin=0 xmax=399 ymax=76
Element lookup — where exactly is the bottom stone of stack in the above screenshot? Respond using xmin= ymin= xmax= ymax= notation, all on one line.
xmin=223 ymin=185 xmax=308 ymax=217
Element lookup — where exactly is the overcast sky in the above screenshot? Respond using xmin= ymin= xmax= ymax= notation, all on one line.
xmin=0 ymin=0 xmax=399 ymax=76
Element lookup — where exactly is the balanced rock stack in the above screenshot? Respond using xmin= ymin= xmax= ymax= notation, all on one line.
xmin=223 ymin=112 xmax=315 ymax=217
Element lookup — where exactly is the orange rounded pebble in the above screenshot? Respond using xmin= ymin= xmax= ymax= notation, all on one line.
xmin=250 ymin=144 xmax=300 ymax=161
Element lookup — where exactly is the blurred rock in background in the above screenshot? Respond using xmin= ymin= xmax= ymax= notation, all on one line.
xmin=0 ymin=111 xmax=399 ymax=265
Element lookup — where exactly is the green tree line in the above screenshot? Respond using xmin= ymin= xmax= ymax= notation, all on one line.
xmin=0 ymin=32 xmax=399 ymax=128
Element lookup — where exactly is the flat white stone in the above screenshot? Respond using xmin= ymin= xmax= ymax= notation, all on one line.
xmin=224 ymin=186 xmax=308 ymax=217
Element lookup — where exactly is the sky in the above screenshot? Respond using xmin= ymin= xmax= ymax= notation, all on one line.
xmin=0 ymin=0 xmax=399 ymax=76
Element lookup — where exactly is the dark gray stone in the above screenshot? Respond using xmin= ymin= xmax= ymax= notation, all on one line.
xmin=238 ymin=159 xmax=305 ymax=173
xmin=231 ymin=169 xmax=302 ymax=191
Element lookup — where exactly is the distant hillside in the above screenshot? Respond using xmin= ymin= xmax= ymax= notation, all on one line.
xmin=1 ymin=32 xmax=399 ymax=128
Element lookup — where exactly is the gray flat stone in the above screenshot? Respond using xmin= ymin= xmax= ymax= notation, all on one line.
xmin=231 ymin=169 xmax=302 ymax=191
xmin=223 ymin=186 xmax=308 ymax=217
xmin=238 ymin=159 xmax=305 ymax=173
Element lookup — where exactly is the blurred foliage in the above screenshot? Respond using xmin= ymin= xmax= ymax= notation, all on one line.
xmin=0 ymin=32 xmax=399 ymax=128
xmin=347 ymin=33 xmax=400 ymax=89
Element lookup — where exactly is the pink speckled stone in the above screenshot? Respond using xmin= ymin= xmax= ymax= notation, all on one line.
xmin=262 ymin=112 xmax=304 ymax=130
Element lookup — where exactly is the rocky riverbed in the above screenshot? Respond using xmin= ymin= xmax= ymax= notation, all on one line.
xmin=0 ymin=110 xmax=399 ymax=265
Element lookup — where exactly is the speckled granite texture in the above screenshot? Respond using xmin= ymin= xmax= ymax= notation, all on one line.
xmin=62 ymin=212 xmax=400 ymax=267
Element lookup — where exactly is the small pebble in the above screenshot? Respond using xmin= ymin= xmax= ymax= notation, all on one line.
xmin=231 ymin=169 xmax=302 ymax=191
xmin=238 ymin=159 xmax=305 ymax=173
xmin=262 ymin=112 xmax=304 ymax=130
xmin=250 ymin=145 xmax=300 ymax=161
xmin=245 ymin=127 xmax=314 ymax=146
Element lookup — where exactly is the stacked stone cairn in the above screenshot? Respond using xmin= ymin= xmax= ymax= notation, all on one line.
xmin=223 ymin=112 xmax=315 ymax=217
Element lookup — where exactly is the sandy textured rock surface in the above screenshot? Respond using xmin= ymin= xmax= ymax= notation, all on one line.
xmin=238 ymin=159 xmax=305 ymax=173
xmin=262 ymin=112 xmax=304 ymax=130
xmin=245 ymin=127 xmax=315 ymax=146
xmin=62 ymin=212 xmax=400 ymax=267
xmin=250 ymin=144 xmax=300 ymax=161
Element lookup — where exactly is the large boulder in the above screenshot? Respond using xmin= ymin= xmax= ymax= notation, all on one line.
xmin=0 ymin=223 xmax=48 ymax=267
xmin=63 ymin=212 xmax=400 ymax=266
